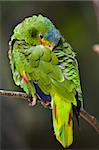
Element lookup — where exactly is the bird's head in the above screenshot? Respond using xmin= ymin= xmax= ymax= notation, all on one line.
xmin=14 ymin=14 xmax=61 ymax=50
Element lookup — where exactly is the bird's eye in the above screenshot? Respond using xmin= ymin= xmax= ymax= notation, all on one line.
xmin=39 ymin=34 xmax=43 ymax=39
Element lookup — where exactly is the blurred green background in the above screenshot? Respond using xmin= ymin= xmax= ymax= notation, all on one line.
xmin=0 ymin=1 xmax=99 ymax=149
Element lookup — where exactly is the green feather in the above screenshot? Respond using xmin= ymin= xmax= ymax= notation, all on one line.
xmin=49 ymin=65 xmax=64 ymax=82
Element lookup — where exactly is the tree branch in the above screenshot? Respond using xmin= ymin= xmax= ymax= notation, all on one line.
xmin=0 ymin=89 xmax=99 ymax=134
xmin=80 ymin=109 xmax=99 ymax=134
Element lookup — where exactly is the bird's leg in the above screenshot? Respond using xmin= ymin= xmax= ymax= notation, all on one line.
xmin=28 ymin=95 xmax=37 ymax=106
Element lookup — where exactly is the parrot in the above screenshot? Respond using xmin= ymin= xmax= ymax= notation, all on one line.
xmin=8 ymin=14 xmax=83 ymax=148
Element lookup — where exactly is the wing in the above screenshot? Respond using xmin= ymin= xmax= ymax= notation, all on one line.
xmin=9 ymin=36 xmax=36 ymax=96
xmin=54 ymin=37 xmax=83 ymax=107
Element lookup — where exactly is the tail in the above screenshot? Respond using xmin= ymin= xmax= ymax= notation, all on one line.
xmin=51 ymin=94 xmax=73 ymax=148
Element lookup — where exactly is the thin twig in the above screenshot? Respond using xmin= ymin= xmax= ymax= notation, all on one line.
xmin=0 ymin=89 xmax=99 ymax=134
xmin=80 ymin=109 xmax=99 ymax=134
xmin=0 ymin=90 xmax=29 ymax=99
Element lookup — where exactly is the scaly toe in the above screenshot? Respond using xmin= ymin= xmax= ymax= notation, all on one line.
xmin=28 ymin=95 xmax=37 ymax=106
xmin=31 ymin=95 xmax=37 ymax=106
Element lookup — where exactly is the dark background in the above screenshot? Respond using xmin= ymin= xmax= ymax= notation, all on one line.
xmin=0 ymin=1 xmax=99 ymax=149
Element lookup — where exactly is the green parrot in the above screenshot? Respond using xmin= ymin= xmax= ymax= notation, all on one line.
xmin=8 ymin=14 xmax=83 ymax=148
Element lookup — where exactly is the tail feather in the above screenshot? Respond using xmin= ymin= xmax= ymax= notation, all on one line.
xmin=51 ymin=94 xmax=73 ymax=148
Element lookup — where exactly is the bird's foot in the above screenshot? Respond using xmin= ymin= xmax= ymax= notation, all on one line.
xmin=41 ymin=100 xmax=51 ymax=109
xmin=28 ymin=95 xmax=37 ymax=106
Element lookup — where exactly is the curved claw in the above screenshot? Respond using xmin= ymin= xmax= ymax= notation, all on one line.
xmin=28 ymin=95 xmax=37 ymax=106
xmin=41 ymin=101 xmax=51 ymax=109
